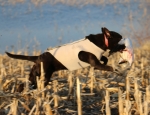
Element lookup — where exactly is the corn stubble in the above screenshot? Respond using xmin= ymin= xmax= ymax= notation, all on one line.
xmin=0 ymin=45 xmax=150 ymax=115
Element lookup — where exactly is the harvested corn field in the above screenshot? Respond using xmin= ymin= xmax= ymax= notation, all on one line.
xmin=0 ymin=43 xmax=150 ymax=115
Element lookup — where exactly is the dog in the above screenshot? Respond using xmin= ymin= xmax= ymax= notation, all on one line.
xmin=6 ymin=27 xmax=125 ymax=91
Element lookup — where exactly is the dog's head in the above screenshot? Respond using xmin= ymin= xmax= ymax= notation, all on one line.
xmin=101 ymin=27 xmax=125 ymax=54
xmin=102 ymin=27 xmax=123 ymax=49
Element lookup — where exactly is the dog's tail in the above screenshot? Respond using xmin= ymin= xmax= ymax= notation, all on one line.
xmin=5 ymin=52 xmax=38 ymax=63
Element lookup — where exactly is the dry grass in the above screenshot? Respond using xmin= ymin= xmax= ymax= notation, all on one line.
xmin=0 ymin=42 xmax=150 ymax=115
xmin=0 ymin=0 xmax=149 ymax=114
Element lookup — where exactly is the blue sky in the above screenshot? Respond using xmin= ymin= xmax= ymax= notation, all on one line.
xmin=0 ymin=1 xmax=149 ymax=54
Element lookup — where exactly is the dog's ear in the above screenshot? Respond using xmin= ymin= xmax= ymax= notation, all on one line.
xmin=101 ymin=27 xmax=111 ymax=38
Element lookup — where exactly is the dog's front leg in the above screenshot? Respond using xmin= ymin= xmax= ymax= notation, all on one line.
xmin=78 ymin=51 xmax=113 ymax=71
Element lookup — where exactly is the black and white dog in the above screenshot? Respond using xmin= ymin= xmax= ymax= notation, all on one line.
xmin=6 ymin=27 xmax=126 ymax=90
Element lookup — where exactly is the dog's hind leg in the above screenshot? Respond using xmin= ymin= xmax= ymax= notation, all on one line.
xmin=78 ymin=51 xmax=113 ymax=71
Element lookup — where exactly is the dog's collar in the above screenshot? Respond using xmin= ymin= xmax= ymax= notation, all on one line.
xmin=104 ymin=34 xmax=108 ymax=47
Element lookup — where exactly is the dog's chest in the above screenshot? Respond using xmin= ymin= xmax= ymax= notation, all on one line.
xmin=47 ymin=39 xmax=104 ymax=71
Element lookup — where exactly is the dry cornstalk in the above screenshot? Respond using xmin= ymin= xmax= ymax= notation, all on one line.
xmin=36 ymin=62 xmax=45 ymax=92
xmin=134 ymin=78 xmax=139 ymax=110
xmin=20 ymin=61 xmax=24 ymax=76
xmin=139 ymin=91 xmax=144 ymax=115
xmin=11 ymin=79 xmax=17 ymax=93
xmin=89 ymin=67 xmax=94 ymax=93
xmin=143 ymin=85 xmax=150 ymax=115
xmin=76 ymin=76 xmax=82 ymax=115
xmin=146 ymin=85 xmax=150 ymax=101
xmin=58 ymin=70 xmax=62 ymax=77
xmin=0 ymin=75 xmax=3 ymax=91
xmin=18 ymin=100 xmax=31 ymax=112
xmin=9 ymin=61 xmax=13 ymax=74
xmin=40 ymin=62 xmax=45 ymax=80
xmin=132 ymin=54 xmax=135 ymax=70
xmin=33 ymin=62 xmax=47 ymax=114
xmin=143 ymin=95 xmax=148 ymax=115
xmin=125 ymin=76 xmax=131 ymax=115
xmin=29 ymin=105 xmax=36 ymax=115
xmin=40 ymin=62 xmax=45 ymax=98
xmin=17 ymin=77 xmax=26 ymax=81
xmin=35 ymin=76 xmax=42 ymax=115
xmin=141 ymin=57 xmax=145 ymax=86
xmin=36 ymin=76 xmax=40 ymax=90
xmin=35 ymin=97 xmax=42 ymax=115
xmin=106 ymin=87 xmax=118 ymax=92
xmin=118 ymin=88 xmax=124 ymax=115
xmin=53 ymin=80 xmax=58 ymax=108
xmin=125 ymin=100 xmax=132 ymax=115
xmin=67 ymin=72 xmax=73 ymax=100
xmin=105 ymin=90 xmax=111 ymax=115
xmin=25 ymin=71 xmax=30 ymax=92
xmin=44 ymin=102 xmax=53 ymax=115
xmin=134 ymin=78 xmax=139 ymax=90
xmin=1 ymin=67 xmax=7 ymax=77
xmin=12 ymin=98 xmax=18 ymax=115
xmin=46 ymin=91 xmax=52 ymax=98
xmin=0 ymin=58 xmax=7 ymax=77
